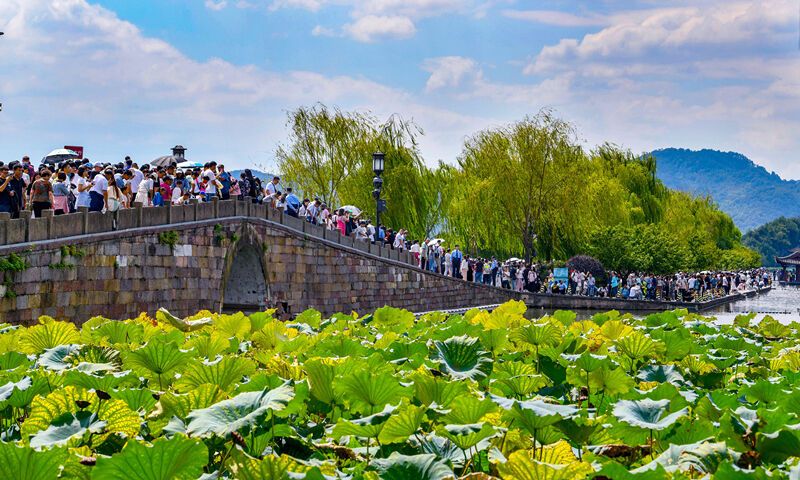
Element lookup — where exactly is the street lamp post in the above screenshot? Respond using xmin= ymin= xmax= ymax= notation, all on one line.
xmin=372 ymin=151 xmax=385 ymax=228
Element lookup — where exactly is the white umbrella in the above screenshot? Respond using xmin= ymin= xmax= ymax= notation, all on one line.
xmin=177 ymin=161 xmax=203 ymax=170
xmin=339 ymin=205 xmax=361 ymax=216
xmin=506 ymin=257 xmax=523 ymax=263
xmin=431 ymin=238 xmax=445 ymax=244
xmin=42 ymin=148 xmax=79 ymax=164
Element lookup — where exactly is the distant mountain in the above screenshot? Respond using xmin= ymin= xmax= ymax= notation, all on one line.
xmin=652 ymin=148 xmax=800 ymax=232
xmin=230 ymin=169 xmax=275 ymax=181
xmin=742 ymin=217 xmax=800 ymax=266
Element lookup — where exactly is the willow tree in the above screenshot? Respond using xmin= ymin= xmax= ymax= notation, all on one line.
xmin=276 ymin=105 xmax=445 ymax=240
xmin=276 ymin=104 xmax=375 ymax=206
xmin=446 ymin=111 xmax=588 ymax=260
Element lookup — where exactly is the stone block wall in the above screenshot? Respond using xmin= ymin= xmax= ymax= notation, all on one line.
xmin=0 ymin=217 xmax=519 ymax=324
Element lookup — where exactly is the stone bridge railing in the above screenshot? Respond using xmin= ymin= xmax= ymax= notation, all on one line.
xmin=0 ymin=199 xmax=420 ymax=267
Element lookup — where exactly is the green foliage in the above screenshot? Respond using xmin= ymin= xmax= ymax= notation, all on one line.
xmin=157 ymin=230 xmax=179 ymax=248
xmin=1 ymin=302 xmax=800 ymax=477
xmin=274 ymin=107 xmax=753 ymax=266
xmin=743 ymin=216 xmax=800 ymax=266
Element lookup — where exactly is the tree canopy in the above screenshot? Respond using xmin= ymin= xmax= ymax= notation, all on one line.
xmin=275 ymin=104 xmax=761 ymax=272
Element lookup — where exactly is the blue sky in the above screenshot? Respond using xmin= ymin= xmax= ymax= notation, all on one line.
xmin=1 ymin=0 xmax=799 ymax=177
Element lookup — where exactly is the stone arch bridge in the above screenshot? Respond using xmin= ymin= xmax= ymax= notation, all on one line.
xmin=0 ymin=200 xmax=521 ymax=324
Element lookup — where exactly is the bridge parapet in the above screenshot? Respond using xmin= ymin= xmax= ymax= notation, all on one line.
xmin=0 ymin=199 xmax=418 ymax=267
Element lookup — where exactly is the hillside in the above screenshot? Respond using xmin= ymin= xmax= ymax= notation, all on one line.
xmin=230 ymin=169 xmax=274 ymax=181
xmin=652 ymin=148 xmax=800 ymax=231
xmin=742 ymin=216 xmax=800 ymax=266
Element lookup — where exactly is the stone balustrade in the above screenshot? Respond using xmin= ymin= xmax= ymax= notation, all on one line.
xmin=0 ymin=198 xmax=420 ymax=268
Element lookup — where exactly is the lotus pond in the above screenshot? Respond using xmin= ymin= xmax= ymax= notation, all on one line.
xmin=1 ymin=302 xmax=800 ymax=479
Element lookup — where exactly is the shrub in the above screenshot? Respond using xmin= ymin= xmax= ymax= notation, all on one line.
xmin=567 ymin=254 xmax=606 ymax=282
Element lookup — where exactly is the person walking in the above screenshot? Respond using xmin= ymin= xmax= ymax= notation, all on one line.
xmin=30 ymin=170 xmax=55 ymax=217
xmin=451 ymin=245 xmax=463 ymax=279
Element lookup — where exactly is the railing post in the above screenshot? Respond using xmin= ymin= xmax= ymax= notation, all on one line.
xmin=78 ymin=207 xmax=89 ymax=234
xmin=19 ymin=210 xmax=31 ymax=242
xmin=133 ymin=202 xmax=143 ymax=227
xmin=166 ymin=203 xmax=173 ymax=224
xmin=41 ymin=209 xmax=54 ymax=239
xmin=213 ymin=196 xmax=219 ymax=218
xmin=0 ymin=212 xmax=9 ymax=245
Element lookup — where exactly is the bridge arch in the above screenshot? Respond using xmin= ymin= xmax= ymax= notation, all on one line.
xmin=221 ymin=225 xmax=269 ymax=313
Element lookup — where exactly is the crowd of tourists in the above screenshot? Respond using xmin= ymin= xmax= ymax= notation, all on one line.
xmin=0 ymin=155 xmax=277 ymax=217
xmin=0 ymin=155 xmax=771 ymax=304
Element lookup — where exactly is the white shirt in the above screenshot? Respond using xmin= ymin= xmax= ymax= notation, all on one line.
xmin=266 ymin=181 xmax=278 ymax=197
xmin=76 ymin=177 xmax=91 ymax=208
xmin=172 ymin=186 xmax=184 ymax=205
xmin=130 ymin=168 xmax=144 ymax=194
xmin=90 ymin=175 xmax=108 ymax=195
xmin=202 ymin=169 xmax=217 ymax=194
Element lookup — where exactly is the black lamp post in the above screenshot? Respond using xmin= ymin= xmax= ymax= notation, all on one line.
xmin=372 ymin=151 xmax=385 ymax=228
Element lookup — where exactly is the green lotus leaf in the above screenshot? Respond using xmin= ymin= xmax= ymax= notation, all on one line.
xmin=437 ymin=422 xmax=497 ymax=450
xmin=214 ymin=313 xmax=252 ymax=340
xmin=0 ymin=376 xmax=31 ymax=402
xmin=62 ymin=369 xmax=136 ymax=392
xmin=637 ymin=365 xmax=685 ymax=386
xmin=293 ymin=309 xmax=322 ymax=329
xmin=29 ymin=410 xmax=106 ymax=449
xmin=36 ymin=344 xmax=81 ymax=371
xmin=756 ymin=428 xmax=800 ymax=464
xmin=496 ymin=449 xmax=594 ymax=480
xmin=615 ymin=331 xmax=658 ymax=361
xmin=633 ymin=441 xmax=739 ymax=474
xmin=174 ymin=355 xmax=256 ymax=393
xmin=415 ymin=434 xmax=466 ymax=467
xmin=478 ymin=329 xmax=509 ymax=357
xmin=304 ymin=357 xmax=340 ymax=404
xmin=441 ymin=395 xmax=496 ymax=424
xmin=124 ymin=339 xmax=191 ymax=389
xmin=92 ymin=435 xmax=206 ymax=480
xmin=372 ymin=306 xmax=416 ymax=332
xmin=509 ymin=322 xmax=562 ymax=349
xmin=0 ymin=441 xmax=68 ymax=480
xmin=566 ymin=352 xmax=609 ymax=372
xmin=0 ymin=351 xmax=30 ymax=370
xmin=335 ymin=369 xmax=408 ymax=415
xmin=378 ymin=404 xmax=427 ymax=444
xmin=185 ymin=383 xmax=294 ymax=437
xmin=433 ymin=335 xmax=493 ymax=381
xmin=19 ymin=320 xmax=80 ymax=354
xmin=371 ymin=452 xmax=454 ymax=480
xmin=91 ymin=321 xmax=145 ymax=345
xmin=156 ymin=308 xmax=212 ymax=332
xmin=492 ymin=395 xmax=579 ymax=432
xmin=613 ymin=398 xmax=688 ymax=431
xmin=6 ymin=376 xmax=50 ymax=409
xmin=159 ymin=383 xmax=228 ymax=419
xmin=590 ymin=365 xmax=635 ymax=396
xmin=331 ymin=404 xmax=396 ymax=439
xmin=492 ymin=361 xmax=549 ymax=398
xmin=411 ymin=371 xmax=469 ymax=408
xmin=111 ymin=388 xmax=158 ymax=414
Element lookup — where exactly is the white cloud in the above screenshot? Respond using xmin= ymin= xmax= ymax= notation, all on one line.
xmin=422 ymin=57 xmax=481 ymax=92
xmin=506 ymin=0 xmax=800 ymax=177
xmin=343 ymin=15 xmax=416 ymax=42
xmin=269 ymin=0 xmax=324 ymax=12
xmin=0 ymin=0 xmax=483 ymax=167
xmin=204 ymin=0 xmax=228 ymax=11
xmin=503 ymin=9 xmax=608 ymax=27
xmin=263 ymin=0 xmax=485 ymax=42
xmin=311 ymin=25 xmax=337 ymax=37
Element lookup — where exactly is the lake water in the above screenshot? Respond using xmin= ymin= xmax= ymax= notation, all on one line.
xmin=528 ymin=286 xmax=800 ymax=324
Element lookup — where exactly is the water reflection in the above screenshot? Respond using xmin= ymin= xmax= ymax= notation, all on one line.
xmin=526 ymin=286 xmax=800 ymax=322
